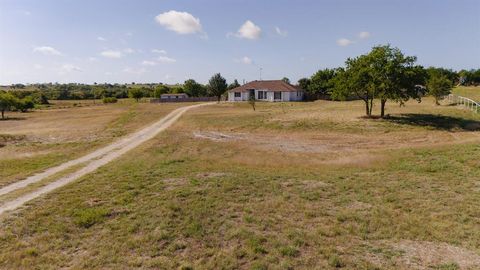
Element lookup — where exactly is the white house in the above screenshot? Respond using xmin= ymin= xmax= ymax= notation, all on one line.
xmin=228 ymin=80 xmax=304 ymax=102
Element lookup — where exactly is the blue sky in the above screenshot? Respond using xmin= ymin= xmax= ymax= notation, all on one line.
xmin=1 ymin=0 xmax=479 ymax=85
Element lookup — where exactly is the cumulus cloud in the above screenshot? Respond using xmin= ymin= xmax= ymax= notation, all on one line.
xmin=336 ymin=38 xmax=354 ymax=47
xmin=157 ymin=56 xmax=176 ymax=63
xmin=275 ymin=26 xmax=288 ymax=37
xmin=33 ymin=46 xmax=62 ymax=56
xmin=358 ymin=31 xmax=371 ymax=39
xmin=100 ymin=50 xmax=123 ymax=58
xmin=141 ymin=60 xmax=157 ymax=66
xmin=97 ymin=36 xmax=107 ymax=41
xmin=231 ymin=20 xmax=261 ymax=40
xmin=155 ymin=10 xmax=203 ymax=35
xmin=60 ymin=64 xmax=82 ymax=73
xmin=235 ymin=56 xmax=253 ymax=65
xmin=123 ymin=67 xmax=146 ymax=75
xmin=152 ymin=49 xmax=167 ymax=54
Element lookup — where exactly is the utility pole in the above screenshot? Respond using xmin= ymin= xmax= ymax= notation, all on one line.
xmin=259 ymin=67 xmax=263 ymax=81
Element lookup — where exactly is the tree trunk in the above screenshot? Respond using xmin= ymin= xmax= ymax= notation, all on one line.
xmin=369 ymin=98 xmax=374 ymax=116
xmin=1 ymin=110 xmax=4 ymax=119
xmin=364 ymin=101 xmax=370 ymax=116
xmin=380 ymin=99 xmax=387 ymax=118
xmin=435 ymin=97 xmax=440 ymax=105
xmin=217 ymin=95 xmax=221 ymax=103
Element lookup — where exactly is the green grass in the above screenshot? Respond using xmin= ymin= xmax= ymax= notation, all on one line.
xmin=0 ymin=100 xmax=479 ymax=269
xmin=453 ymin=86 xmax=480 ymax=102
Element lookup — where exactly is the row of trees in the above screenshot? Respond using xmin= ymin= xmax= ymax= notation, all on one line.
xmin=296 ymin=45 xmax=456 ymax=117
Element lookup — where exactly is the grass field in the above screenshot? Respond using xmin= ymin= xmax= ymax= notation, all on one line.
xmin=453 ymin=86 xmax=480 ymax=102
xmin=0 ymin=100 xmax=185 ymax=187
xmin=0 ymin=98 xmax=479 ymax=269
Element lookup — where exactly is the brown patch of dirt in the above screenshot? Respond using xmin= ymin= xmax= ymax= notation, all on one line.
xmin=162 ymin=178 xmax=188 ymax=190
xmin=195 ymin=172 xmax=230 ymax=179
xmin=381 ymin=240 xmax=480 ymax=269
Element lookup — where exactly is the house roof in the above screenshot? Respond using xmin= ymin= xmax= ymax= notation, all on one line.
xmin=228 ymin=80 xmax=303 ymax=92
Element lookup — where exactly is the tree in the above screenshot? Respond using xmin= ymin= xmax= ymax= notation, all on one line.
xmin=248 ymin=92 xmax=256 ymax=111
xmin=154 ymin=85 xmax=170 ymax=98
xmin=308 ymin=68 xmax=337 ymax=96
xmin=281 ymin=77 xmax=291 ymax=84
xmin=297 ymin=78 xmax=311 ymax=90
xmin=0 ymin=92 xmax=18 ymax=119
xmin=427 ymin=73 xmax=452 ymax=105
xmin=207 ymin=73 xmax=227 ymax=102
xmin=16 ymin=96 xmax=35 ymax=112
xmin=368 ymin=45 xmax=426 ymax=117
xmin=128 ymin=88 xmax=144 ymax=102
xmin=183 ymin=79 xmax=206 ymax=97
xmin=228 ymin=79 xmax=241 ymax=90
xmin=332 ymin=55 xmax=377 ymax=117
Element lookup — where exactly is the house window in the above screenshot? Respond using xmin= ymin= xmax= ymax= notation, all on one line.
xmin=234 ymin=92 xmax=241 ymax=98
xmin=257 ymin=91 xmax=267 ymax=99
xmin=274 ymin=92 xmax=282 ymax=100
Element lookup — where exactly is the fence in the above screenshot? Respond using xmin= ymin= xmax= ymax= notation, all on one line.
xmin=150 ymin=97 xmax=218 ymax=103
xmin=447 ymin=94 xmax=479 ymax=113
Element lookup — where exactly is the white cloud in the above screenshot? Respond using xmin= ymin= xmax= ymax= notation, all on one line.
xmin=141 ymin=60 xmax=157 ymax=66
xmin=358 ymin=31 xmax=371 ymax=39
xmin=232 ymin=20 xmax=262 ymax=40
xmin=33 ymin=64 xmax=43 ymax=69
xmin=123 ymin=48 xmax=135 ymax=54
xmin=155 ymin=10 xmax=203 ymax=34
xmin=235 ymin=56 xmax=253 ymax=65
xmin=61 ymin=64 xmax=82 ymax=73
xmin=336 ymin=38 xmax=354 ymax=47
xmin=157 ymin=56 xmax=176 ymax=63
xmin=123 ymin=67 xmax=146 ymax=75
xmin=275 ymin=26 xmax=288 ymax=37
xmin=87 ymin=57 xmax=98 ymax=62
xmin=97 ymin=36 xmax=107 ymax=41
xmin=152 ymin=49 xmax=167 ymax=54
xmin=100 ymin=50 xmax=123 ymax=58
xmin=33 ymin=46 xmax=62 ymax=56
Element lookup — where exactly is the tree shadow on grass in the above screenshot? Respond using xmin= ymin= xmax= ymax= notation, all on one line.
xmin=384 ymin=114 xmax=480 ymax=131
xmin=0 ymin=117 xmax=27 ymax=121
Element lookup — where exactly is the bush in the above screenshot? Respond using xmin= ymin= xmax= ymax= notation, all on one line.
xmin=73 ymin=207 xmax=110 ymax=228
xmin=102 ymin=97 xmax=118 ymax=103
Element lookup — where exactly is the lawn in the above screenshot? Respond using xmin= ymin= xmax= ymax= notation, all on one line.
xmin=0 ymin=100 xmax=186 ymax=187
xmin=0 ymin=98 xmax=479 ymax=269
xmin=452 ymin=86 xmax=480 ymax=102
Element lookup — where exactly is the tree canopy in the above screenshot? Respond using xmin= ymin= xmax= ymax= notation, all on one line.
xmin=208 ymin=73 xmax=228 ymax=102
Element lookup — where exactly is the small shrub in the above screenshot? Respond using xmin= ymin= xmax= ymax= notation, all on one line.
xmin=328 ymin=255 xmax=345 ymax=268
xmin=103 ymin=97 xmax=118 ymax=103
xmin=25 ymin=247 xmax=38 ymax=257
xmin=73 ymin=207 xmax=109 ymax=228
xmin=279 ymin=246 xmax=300 ymax=257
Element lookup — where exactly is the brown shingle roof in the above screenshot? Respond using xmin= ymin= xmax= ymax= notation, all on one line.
xmin=228 ymin=80 xmax=303 ymax=92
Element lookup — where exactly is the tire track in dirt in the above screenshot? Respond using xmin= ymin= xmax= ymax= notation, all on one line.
xmin=0 ymin=103 xmax=211 ymax=215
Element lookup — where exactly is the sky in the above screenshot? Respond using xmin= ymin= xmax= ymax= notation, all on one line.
xmin=0 ymin=0 xmax=479 ymax=85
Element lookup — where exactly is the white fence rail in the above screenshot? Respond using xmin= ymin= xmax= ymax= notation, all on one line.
xmin=447 ymin=94 xmax=479 ymax=114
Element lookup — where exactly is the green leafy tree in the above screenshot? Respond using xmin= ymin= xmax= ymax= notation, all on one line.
xmin=427 ymin=73 xmax=452 ymax=105
xmin=128 ymin=88 xmax=144 ymax=102
xmin=248 ymin=93 xmax=256 ymax=111
xmin=281 ymin=77 xmax=291 ymax=84
xmin=368 ymin=45 xmax=426 ymax=117
xmin=0 ymin=92 xmax=18 ymax=119
xmin=228 ymin=79 xmax=241 ymax=90
xmin=16 ymin=96 xmax=35 ymax=112
xmin=308 ymin=69 xmax=337 ymax=96
xmin=207 ymin=73 xmax=228 ymax=102
xmin=297 ymin=78 xmax=311 ymax=90
xmin=332 ymin=55 xmax=377 ymax=117
xmin=183 ymin=79 xmax=207 ymax=97
xmin=154 ymin=85 xmax=170 ymax=98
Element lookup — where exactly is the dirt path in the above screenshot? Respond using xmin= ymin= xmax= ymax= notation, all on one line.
xmin=0 ymin=103 xmax=210 ymax=215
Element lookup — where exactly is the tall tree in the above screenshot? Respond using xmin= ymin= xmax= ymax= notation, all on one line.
xmin=281 ymin=77 xmax=291 ymax=84
xmin=427 ymin=73 xmax=452 ymax=105
xmin=208 ymin=73 xmax=227 ymax=102
xmin=0 ymin=92 xmax=18 ymax=119
xmin=154 ymin=85 xmax=170 ymax=98
xmin=332 ymin=55 xmax=377 ymax=117
xmin=128 ymin=88 xmax=144 ymax=102
xmin=308 ymin=68 xmax=337 ymax=96
xmin=368 ymin=45 xmax=426 ymax=117
xmin=297 ymin=78 xmax=311 ymax=90
xmin=228 ymin=79 xmax=241 ymax=90
xmin=183 ymin=79 xmax=206 ymax=97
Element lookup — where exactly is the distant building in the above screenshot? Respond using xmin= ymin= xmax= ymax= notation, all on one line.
xmin=160 ymin=93 xmax=189 ymax=99
xmin=227 ymin=80 xmax=304 ymax=102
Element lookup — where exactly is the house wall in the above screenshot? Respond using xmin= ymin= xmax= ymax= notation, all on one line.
xmin=228 ymin=90 xmax=304 ymax=102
